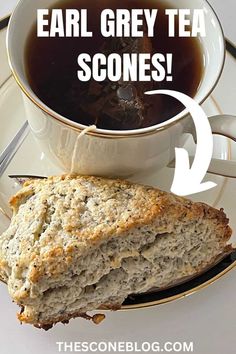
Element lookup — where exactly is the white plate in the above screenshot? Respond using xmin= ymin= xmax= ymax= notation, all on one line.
xmin=1 ymin=21 xmax=236 ymax=354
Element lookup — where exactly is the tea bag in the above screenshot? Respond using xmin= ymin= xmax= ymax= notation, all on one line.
xmin=79 ymin=19 xmax=155 ymax=130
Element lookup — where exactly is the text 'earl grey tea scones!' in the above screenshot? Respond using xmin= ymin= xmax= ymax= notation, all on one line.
xmin=0 ymin=175 xmax=233 ymax=329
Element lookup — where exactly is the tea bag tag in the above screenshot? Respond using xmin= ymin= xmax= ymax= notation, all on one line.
xmin=70 ymin=125 xmax=97 ymax=174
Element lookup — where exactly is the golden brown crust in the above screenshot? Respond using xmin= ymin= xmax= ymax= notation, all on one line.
xmin=13 ymin=175 xmax=232 ymax=241
xmin=0 ymin=174 xmax=233 ymax=328
xmin=4 ymin=175 xmax=233 ymax=296
xmin=19 ymin=310 xmax=108 ymax=331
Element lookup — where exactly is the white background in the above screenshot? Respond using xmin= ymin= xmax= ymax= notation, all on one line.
xmin=1 ymin=0 xmax=236 ymax=44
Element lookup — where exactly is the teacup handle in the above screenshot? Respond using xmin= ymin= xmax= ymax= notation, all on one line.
xmin=207 ymin=115 xmax=236 ymax=178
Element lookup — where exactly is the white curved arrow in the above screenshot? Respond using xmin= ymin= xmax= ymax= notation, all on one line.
xmin=145 ymin=89 xmax=217 ymax=197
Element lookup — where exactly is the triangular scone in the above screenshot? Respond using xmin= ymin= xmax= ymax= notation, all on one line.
xmin=0 ymin=175 xmax=233 ymax=329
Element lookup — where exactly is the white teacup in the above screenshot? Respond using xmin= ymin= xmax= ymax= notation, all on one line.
xmin=6 ymin=0 xmax=236 ymax=178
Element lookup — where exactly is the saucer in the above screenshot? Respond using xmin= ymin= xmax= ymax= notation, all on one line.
xmin=1 ymin=22 xmax=236 ymax=308
xmin=0 ymin=19 xmax=236 ymax=318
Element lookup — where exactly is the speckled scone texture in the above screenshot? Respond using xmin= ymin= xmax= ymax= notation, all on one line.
xmin=0 ymin=175 xmax=233 ymax=329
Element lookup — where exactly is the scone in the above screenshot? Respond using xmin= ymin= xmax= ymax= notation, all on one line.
xmin=0 ymin=175 xmax=233 ymax=329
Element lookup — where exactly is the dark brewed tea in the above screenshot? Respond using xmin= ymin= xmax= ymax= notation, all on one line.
xmin=25 ymin=0 xmax=203 ymax=130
